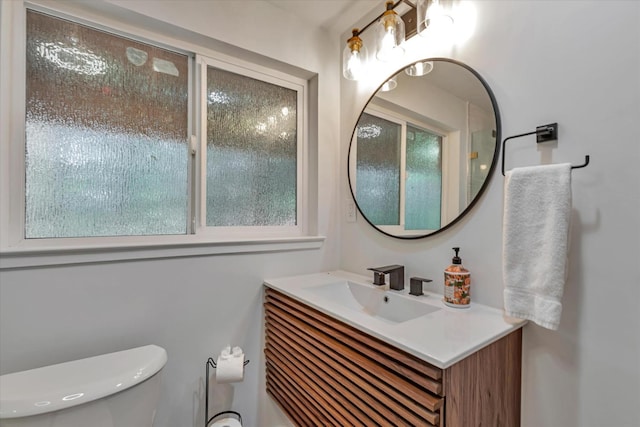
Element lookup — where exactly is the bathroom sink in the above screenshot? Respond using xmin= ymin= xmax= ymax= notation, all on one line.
xmin=308 ymin=280 xmax=440 ymax=323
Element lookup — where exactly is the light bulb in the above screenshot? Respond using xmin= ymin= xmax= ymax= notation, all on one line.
xmin=346 ymin=50 xmax=364 ymax=80
xmin=418 ymin=0 xmax=454 ymax=37
xmin=405 ymin=60 xmax=434 ymax=77
xmin=343 ymin=29 xmax=367 ymax=80
xmin=378 ymin=28 xmax=395 ymax=59
xmin=380 ymin=76 xmax=397 ymax=92
xmin=375 ymin=2 xmax=405 ymax=62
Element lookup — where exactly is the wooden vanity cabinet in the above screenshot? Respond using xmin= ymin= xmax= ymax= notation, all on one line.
xmin=264 ymin=287 xmax=522 ymax=427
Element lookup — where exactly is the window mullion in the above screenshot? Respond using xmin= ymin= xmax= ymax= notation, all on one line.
xmin=187 ymin=56 xmax=197 ymax=235
xmin=196 ymin=55 xmax=208 ymax=233
xmin=296 ymin=85 xmax=306 ymax=233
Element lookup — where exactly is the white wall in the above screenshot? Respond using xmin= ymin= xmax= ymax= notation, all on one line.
xmin=340 ymin=1 xmax=640 ymax=426
xmin=2 ymin=1 xmax=639 ymax=427
xmin=0 ymin=1 xmax=341 ymax=426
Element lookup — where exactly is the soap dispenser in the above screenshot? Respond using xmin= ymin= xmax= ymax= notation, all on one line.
xmin=444 ymin=247 xmax=471 ymax=308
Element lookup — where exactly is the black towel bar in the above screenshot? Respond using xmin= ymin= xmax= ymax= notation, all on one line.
xmin=501 ymin=123 xmax=590 ymax=175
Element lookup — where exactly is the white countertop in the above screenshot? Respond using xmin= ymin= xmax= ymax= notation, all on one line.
xmin=264 ymin=270 xmax=526 ymax=369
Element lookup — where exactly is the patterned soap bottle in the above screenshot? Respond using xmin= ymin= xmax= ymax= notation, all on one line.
xmin=443 ymin=247 xmax=471 ymax=308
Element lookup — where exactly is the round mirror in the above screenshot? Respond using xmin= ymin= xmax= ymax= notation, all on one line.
xmin=348 ymin=58 xmax=501 ymax=239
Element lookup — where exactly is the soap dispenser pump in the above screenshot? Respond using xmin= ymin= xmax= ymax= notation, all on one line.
xmin=443 ymin=247 xmax=471 ymax=308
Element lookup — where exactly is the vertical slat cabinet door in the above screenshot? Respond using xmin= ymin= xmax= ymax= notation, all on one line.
xmin=264 ymin=287 xmax=445 ymax=427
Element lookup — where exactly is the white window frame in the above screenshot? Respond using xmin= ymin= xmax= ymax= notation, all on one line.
xmin=0 ymin=1 xmax=322 ymax=269
xmin=196 ymin=55 xmax=308 ymax=239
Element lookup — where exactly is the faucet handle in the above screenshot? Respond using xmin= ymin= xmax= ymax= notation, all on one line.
xmin=409 ymin=277 xmax=433 ymax=296
xmin=367 ymin=267 xmax=387 ymax=285
xmin=368 ymin=265 xmax=404 ymax=290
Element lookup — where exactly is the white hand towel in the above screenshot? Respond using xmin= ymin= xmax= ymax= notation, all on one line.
xmin=503 ymin=163 xmax=572 ymax=330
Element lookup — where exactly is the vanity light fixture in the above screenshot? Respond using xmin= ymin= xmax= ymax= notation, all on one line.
xmin=342 ymin=0 xmax=454 ymax=81
xmin=343 ymin=0 xmax=409 ymax=80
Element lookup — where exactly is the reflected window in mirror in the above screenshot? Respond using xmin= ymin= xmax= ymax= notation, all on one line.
xmin=353 ymin=109 xmax=444 ymax=236
xmin=406 ymin=124 xmax=442 ymax=230
xmin=354 ymin=112 xmax=401 ymax=226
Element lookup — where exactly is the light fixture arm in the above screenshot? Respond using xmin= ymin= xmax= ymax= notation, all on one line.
xmin=351 ymin=0 xmax=417 ymax=39
xmin=343 ymin=0 xmax=418 ymax=80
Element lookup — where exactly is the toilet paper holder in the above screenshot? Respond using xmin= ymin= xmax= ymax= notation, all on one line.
xmin=207 ymin=410 xmax=242 ymax=427
xmin=205 ymin=356 xmax=250 ymax=427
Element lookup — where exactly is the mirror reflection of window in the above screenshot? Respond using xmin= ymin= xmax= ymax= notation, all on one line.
xmin=355 ymin=113 xmax=401 ymax=226
xmin=405 ymin=125 xmax=442 ymax=230
xmin=355 ymin=112 xmax=443 ymax=232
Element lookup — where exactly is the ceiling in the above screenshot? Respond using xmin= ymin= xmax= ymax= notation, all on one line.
xmin=265 ymin=0 xmax=381 ymax=34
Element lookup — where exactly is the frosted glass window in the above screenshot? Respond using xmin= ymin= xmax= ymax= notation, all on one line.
xmin=355 ymin=113 xmax=401 ymax=226
xmin=206 ymin=67 xmax=297 ymax=227
xmin=405 ymin=125 xmax=442 ymax=230
xmin=25 ymin=10 xmax=189 ymax=238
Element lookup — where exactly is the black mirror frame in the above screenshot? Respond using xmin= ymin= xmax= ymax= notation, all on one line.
xmin=347 ymin=58 xmax=502 ymax=240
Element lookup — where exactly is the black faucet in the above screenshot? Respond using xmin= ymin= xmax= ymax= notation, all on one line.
xmin=367 ymin=265 xmax=405 ymax=290
xmin=409 ymin=277 xmax=432 ymax=296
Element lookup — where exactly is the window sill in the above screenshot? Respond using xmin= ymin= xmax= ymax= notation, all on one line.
xmin=0 ymin=236 xmax=326 ymax=269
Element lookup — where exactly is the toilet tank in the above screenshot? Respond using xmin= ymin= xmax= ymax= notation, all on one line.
xmin=0 ymin=345 xmax=167 ymax=427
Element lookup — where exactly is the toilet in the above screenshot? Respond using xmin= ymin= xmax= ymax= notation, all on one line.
xmin=0 ymin=345 xmax=167 ymax=427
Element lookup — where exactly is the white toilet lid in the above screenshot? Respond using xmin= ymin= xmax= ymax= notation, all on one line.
xmin=0 ymin=344 xmax=167 ymax=419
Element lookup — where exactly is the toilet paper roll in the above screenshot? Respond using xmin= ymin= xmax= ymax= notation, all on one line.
xmin=215 ymin=346 xmax=245 ymax=383
xmin=210 ymin=417 xmax=242 ymax=427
